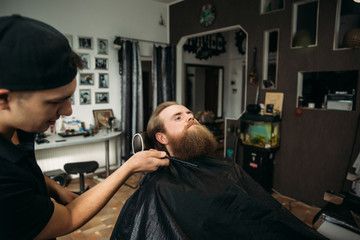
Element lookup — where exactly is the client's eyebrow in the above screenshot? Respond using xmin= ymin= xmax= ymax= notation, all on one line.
xmin=171 ymin=110 xmax=193 ymax=119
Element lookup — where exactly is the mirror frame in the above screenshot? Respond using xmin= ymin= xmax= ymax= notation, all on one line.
xmin=175 ymin=25 xmax=248 ymax=115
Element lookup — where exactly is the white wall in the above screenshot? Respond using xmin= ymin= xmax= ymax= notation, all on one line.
xmin=0 ymin=0 xmax=169 ymax=127
xmin=1 ymin=0 xmax=169 ymax=172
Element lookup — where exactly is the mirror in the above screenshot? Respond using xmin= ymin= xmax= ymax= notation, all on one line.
xmin=262 ymin=29 xmax=279 ymax=89
xmin=176 ymin=26 xmax=248 ymax=119
xmin=185 ymin=64 xmax=224 ymax=118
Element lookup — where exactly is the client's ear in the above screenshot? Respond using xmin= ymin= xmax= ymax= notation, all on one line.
xmin=0 ymin=89 xmax=10 ymax=110
xmin=155 ymin=132 xmax=168 ymax=145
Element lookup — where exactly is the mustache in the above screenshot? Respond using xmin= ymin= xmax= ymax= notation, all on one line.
xmin=185 ymin=120 xmax=199 ymax=129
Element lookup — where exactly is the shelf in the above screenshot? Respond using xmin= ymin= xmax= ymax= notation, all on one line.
xmin=260 ymin=0 xmax=285 ymax=14
xmin=334 ymin=0 xmax=360 ymax=49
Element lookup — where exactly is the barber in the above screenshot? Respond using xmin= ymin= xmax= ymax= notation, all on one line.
xmin=0 ymin=15 xmax=169 ymax=240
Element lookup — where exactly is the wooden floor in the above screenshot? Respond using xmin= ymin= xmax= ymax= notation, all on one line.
xmin=58 ymin=172 xmax=143 ymax=240
xmin=58 ymin=172 xmax=321 ymax=240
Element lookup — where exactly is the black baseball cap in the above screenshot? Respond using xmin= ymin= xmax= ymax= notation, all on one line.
xmin=0 ymin=15 xmax=77 ymax=90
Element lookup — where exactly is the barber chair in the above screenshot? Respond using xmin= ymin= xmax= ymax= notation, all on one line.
xmin=312 ymin=173 xmax=360 ymax=240
xmin=64 ymin=161 xmax=99 ymax=194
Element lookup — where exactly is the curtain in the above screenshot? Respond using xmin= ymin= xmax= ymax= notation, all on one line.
xmin=117 ymin=40 xmax=143 ymax=158
xmin=152 ymin=45 xmax=175 ymax=111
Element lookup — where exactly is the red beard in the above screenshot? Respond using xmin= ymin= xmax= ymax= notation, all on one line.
xmin=166 ymin=121 xmax=218 ymax=161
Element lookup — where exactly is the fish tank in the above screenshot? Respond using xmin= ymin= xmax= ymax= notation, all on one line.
xmin=240 ymin=112 xmax=280 ymax=149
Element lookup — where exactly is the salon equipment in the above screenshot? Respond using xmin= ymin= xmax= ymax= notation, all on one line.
xmin=312 ymin=192 xmax=360 ymax=240
xmin=110 ymin=156 xmax=326 ymax=240
xmin=58 ymin=129 xmax=86 ymax=137
xmin=64 ymin=161 xmax=99 ymax=194
xmin=44 ymin=169 xmax=67 ymax=187
xmin=326 ymin=93 xmax=354 ymax=111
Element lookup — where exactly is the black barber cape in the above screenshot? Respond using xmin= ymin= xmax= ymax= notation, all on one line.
xmin=111 ymin=156 xmax=326 ymax=240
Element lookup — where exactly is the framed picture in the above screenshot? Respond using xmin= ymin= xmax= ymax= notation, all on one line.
xmin=71 ymin=95 xmax=75 ymax=105
xmin=79 ymin=73 xmax=94 ymax=85
xmin=95 ymin=58 xmax=108 ymax=70
xmin=95 ymin=92 xmax=109 ymax=104
xmin=97 ymin=38 xmax=108 ymax=55
xmin=93 ymin=109 xmax=114 ymax=129
xmin=79 ymin=89 xmax=91 ymax=105
xmin=99 ymin=73 xmax=109 ymax=88
xmin=65 ymin=34 xmax=73 ymax=48
xmin=78 ymin=53 xmax=90 ymax=69
xmin=78 ymin=36 xmax=93 ymax=49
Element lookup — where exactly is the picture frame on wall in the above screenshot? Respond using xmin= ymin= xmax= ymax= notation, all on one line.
xmin=71 ymin=95 xmax=75 ymax=105
xmin=79 ymin=89 xmax=91 ymax=105
xmin=99 ymin=73 xmax=109 ymax=88
xmin=79 ymin=73 xmax=94 ymax=85
xmin=93 ymin=109 xmax=114 ymax=129
xmin=79 ymin=36 xmax=93 ymax=49
xmin=97 ymin=38 xmax=108 ymax=55
xmin=95 ymin=58 xmax=108 ymax=70
xmin=78 ymin=53 xmax=90 ymax=69
xmin=95 ymin=92 xmax=109 ymax=104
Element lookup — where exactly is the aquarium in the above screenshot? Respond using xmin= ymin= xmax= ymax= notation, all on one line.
xmin=240 ymin=112 xmax=280 ymax=148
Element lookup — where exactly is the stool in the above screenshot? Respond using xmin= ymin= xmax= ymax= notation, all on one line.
xmin=64 ymin=161 xmax=99 ymax=194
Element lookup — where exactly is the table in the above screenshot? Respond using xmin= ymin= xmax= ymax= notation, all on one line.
xmin=35 ymin=131 xmax=122 ymax=177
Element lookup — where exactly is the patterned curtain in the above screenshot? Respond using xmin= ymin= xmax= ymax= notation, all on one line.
xmin=152 ymin=45 xmax=175 ymax=111
xmin=117 ymin=40 xmax=143 ymax=158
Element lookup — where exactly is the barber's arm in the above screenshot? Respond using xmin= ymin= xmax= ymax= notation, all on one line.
xmin=44 ymin=175 xmax=78 ymax=205
xmin=35 ymin=150 xmax=169 ymax=240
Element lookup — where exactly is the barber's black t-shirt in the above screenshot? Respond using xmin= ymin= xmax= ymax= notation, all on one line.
xmin=0 ymin=131 xmax=54 ymax=239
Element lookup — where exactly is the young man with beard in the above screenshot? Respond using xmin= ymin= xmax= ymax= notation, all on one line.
xmin=0 ymin=15 xmax=169 ymax=239
xmin=110 ymin=102 xmax=326 ymax=240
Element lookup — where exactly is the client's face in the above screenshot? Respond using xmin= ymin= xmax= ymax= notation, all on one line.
xmin=159 ymin=105 xmax=217 ymax=160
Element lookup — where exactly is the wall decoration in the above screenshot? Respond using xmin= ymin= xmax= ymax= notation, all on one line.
xmin=235 ymin=29 xmax=246 ymax=55
xmin=79 ymin=73 xmax=94 ymax=85
xmin=95 ymin=58 xmax=108 ymax=69
xmin=95 ymin=92 xmax=109 ymax=104
xmin=78 ymin=36 xmax=93 ymax=49
xmin=79 ymin=89 xmax=91 ymax=105
xmin=99 ymin=73 xmax=109 ymax=88
xmin=71 ymin=95 xmax=74 ymax=105
xmin=183 ymin=33 xmax=226 ymax=60
xmin=93 ymin=109 xmax=114 ymax=129
xmin=97 ymin=38 xmax=108 ymax=54
xmin=78 ymin=53 xmax=90 ymax=69
xmin=200 ymin=3 xmax=216 ymax=27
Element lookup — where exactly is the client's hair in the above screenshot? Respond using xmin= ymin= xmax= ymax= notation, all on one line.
xmin=146 ymin=101 xmax=177 ymax=151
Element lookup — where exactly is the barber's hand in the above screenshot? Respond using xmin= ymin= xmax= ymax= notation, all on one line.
xmin=125 ymin=150 xmax=169 ymax=173
xmin=55 ymin=187 xmax=79 ymax=205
